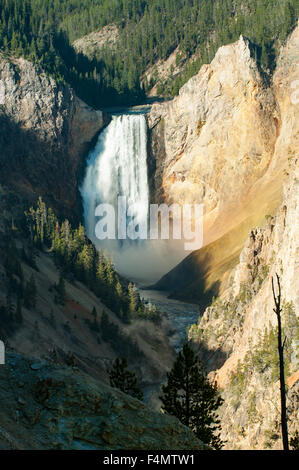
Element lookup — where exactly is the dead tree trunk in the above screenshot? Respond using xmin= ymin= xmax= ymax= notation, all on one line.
xmin=272 ymin=274 xmax=289 ymax=451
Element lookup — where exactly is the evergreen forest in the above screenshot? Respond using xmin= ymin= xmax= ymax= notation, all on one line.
xmin=0 ymin=0 xmax=298 ymax=106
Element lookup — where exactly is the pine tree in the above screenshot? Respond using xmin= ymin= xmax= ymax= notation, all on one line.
xmin=105 ymin=258 xmax=115 ymax=286
xmin=91 ymin=317 xmax=100 ymax=332
xmin=77 ymin=243 xmax=94 ymax=283
xmin=92 ymin=306 xmax=97 ymax=318
xmin=160 ymin=342 xmax=224 ymax=449
xmin=128 ymin=282 xmax=138 ymax=316
xmin=96 ymin=254 xmax=106 ymax=283
xmin=108 ymin=357 xmax=143 ymax=401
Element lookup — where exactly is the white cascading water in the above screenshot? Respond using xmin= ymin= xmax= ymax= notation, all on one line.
xmin=80 ymin=113 xmax=186 ymax=285
xmin=81 ymin=113 xmax=149 ymax=240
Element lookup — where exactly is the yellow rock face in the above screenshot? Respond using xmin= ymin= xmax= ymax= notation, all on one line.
xmin=148 ymin=23 xmax=299 ymax=300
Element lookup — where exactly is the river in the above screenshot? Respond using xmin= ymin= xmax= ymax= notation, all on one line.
xmin=138 ymin=288 xmax=200 ymax=353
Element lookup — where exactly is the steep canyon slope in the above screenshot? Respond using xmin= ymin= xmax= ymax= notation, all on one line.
xmin=148 ymin=23 xmax=299 ymax=449
xmin=0 ymin=55 xmax=182 ymax=449
xmin=148 ymin=25 xmax=299 ymax=449
xmin=149 ymin=23 xmax=299 ymax=306
xmin=189 ymin=161 xmax=298 ymax=449
xmin=0 ymin=56 xmax=109 ymax=221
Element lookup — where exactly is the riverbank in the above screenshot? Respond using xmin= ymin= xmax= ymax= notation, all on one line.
xmin=138 ymin=288 xmax=200 ymax=353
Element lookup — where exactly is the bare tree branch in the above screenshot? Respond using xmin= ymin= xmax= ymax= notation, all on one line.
xmin=272 ymin=274 xmax=289 ymax=451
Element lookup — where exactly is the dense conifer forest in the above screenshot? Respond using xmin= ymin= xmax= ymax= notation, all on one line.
xmin=0 ymin=0 xmax=298 ymax=106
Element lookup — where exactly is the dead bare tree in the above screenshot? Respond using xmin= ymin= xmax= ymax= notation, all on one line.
xmin=272 ymin=274 xmax=289 ymax=451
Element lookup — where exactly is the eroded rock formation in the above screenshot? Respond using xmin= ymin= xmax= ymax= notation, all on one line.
xmin=189 ymin=165 xmax=298 ymax=449
xmin=149 ymin=22 xmax=299 ymax=304
xmin=0 ymin=352 xmax=208 ymax=450
xmin=0 ymin=56 xmax=109 ymax=220
xmin=149 ymin=23 xmax=299 ymax=450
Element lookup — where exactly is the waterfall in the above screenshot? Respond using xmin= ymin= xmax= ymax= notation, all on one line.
xmin=80 ymin=112 xmax=186 ymax=285
xmin=81 ymin=113 xmax=149 ymax=243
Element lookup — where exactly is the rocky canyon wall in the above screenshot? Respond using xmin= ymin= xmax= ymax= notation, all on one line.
xmin=189 ymin=162 xmax=298 ymax=449
xmin=0 ymin=56 xmax=109 ymax=220
xmin=149 ymin=22 xmax=299 ymax=305
xmin=149 ymin=24 xmax=299 ymax=449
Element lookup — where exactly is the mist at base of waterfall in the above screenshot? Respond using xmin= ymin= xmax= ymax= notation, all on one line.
xmin=89 ymin=237 xmax=188 ymax=286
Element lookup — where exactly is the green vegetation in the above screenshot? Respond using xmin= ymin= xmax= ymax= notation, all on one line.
xmin=160 ymin=342 xmax=224 ymax=449
xmin=101 ymin=312 xmax=144 ymax=359
xmin=264 ymin=427 xmax=280 ymax=448
xmin=290 ymin=431 xmax=299 ymax=450
xmin=251 ymin=328 xmax=281 ymax=380
xmin=189 ymin=290 xmax=247 ymax=348
xmin=189 ymin=260 xmax=270 ymax=348
xmin=188 ymin=262 xmax=298 ymax=447
xmin=228 ymin=298 xmax=298 ymax=448
xmin=108 ymin=357 xmax=143 ymax=400
xmin=229 ymin=300 xmax=298 ymax=417
xmin=228 ymin=328 xmax=283 ymax=405
xmin=0 ymin=0 xmax=298 ymax=106
xmin=25 ymin=197 xmax=161 ymax=324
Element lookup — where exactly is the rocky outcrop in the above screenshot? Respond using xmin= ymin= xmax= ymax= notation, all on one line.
xmin=142 ymin=47 xmax=187 ymax=97
xmin=148 ymin=23 xmax=299 ymax=450
xmin=73 ymin=24 xmax=119 ymax=57
xmin=0 ymin=56 xmax=108 ymax=220
xmin=148 ymin=35 xmax=279 ymax=230
xmin=189 ymin=165 xmax=298 ymax=449
xmin=149 ymin=22 xmax=299 ymax=303
xmin=0 ymin=352 xmax=208 ymax=450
